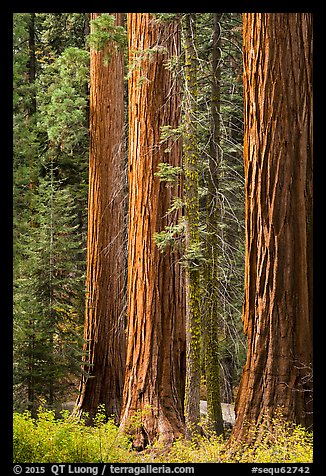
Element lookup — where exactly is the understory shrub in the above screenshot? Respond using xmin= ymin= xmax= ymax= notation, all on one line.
xmin=13 ymin=407 xmax=135 ymax=463
xmin=13 ymin=408 xmax=313 ymax=463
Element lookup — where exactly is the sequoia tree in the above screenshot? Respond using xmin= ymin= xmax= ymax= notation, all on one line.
xmin=119 ymin=13 xmax=186 ymax=450
xmin=233 ymin=13 xmax=313 ymax=441
xmin=74 ymin=13 xmax=126 ymax=423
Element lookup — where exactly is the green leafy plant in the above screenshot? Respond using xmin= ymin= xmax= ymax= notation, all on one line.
xmin=154 ymin=218 xmax=186 ymax=252
xmin=13 ymin=407 xmax=134 ymax=463
xmin=13 ymin=409 xmax=313 ymax=464
xmin=154 ymin=162 xmax=183 ymax=184
xmin=88 ymin=14 xmax=127 ymax=60
xmin=181 ymin=242 xmax=207 ymax=270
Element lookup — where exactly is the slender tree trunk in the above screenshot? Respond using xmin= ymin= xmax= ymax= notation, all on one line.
xmin=183 ymin=13 xmax=201 ymax=439
xmin=120 ymin=13 xmax=186 ymax=450
xmin=232 ymin=13 xmax=313 ymax=441
xmin=48 ymin=160 xmax=55 ymax=408
xmin=203 ymin=12 xmax=224 ymax=437
xmin=27 ymin=320 xmax=36 ymax=417
xmin=27 ymin=13 xmax=37 ymax=220
xmin=27 ymin=13 xmax=36 ymax=117
xmin=26 ymin=13 xmax=37 ymax=414
xmin=74 ymin=13 xmax=126 ymax=423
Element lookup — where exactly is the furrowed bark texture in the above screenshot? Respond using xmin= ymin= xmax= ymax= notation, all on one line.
xmin=233 ymin=13 xmax=313 ymax=441
xmin=183 ymin=13 xmax=201 ymax=439
xmin=120 ymin=13 xmax=186 ymax=450
xmin=75 ymin=13 xmax=126 ymax=423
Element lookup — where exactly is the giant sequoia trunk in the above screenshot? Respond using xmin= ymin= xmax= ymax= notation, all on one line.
xmin=233 ymin=13 xmax=313 ymax=441
xmin=119 ymin=13 xmax=186 ymax=450
xmin=74 ymin=13 xmax=126 ymax=423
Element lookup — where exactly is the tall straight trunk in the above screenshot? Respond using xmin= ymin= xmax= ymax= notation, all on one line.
xmin=233 ymin=13 xmax=313 ymax=441
xmin=75 ymin=13 xmax=126 ymax=423
xmin=183 ymin=13 xmax=201 ymax=439
xmin=27 ymin=13 xmax=37 ymax=220
xmin=27 ymin=320 xmax=36 ymax=417
xmin=203 ymin=12 xmax=224 ymax=437
xmin=120 ymin=13 xmax=186 ymax=450
xmin=27 ymin=13 xmax=36 ymax=117
xmin=26 ymin=14 xmax=37 ymax=413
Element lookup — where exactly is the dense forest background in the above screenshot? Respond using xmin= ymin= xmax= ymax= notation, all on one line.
xmin=13 ymin=12 xmax=245 ymax=415
xmin=13 ymin=12 xmax=313 ymax=464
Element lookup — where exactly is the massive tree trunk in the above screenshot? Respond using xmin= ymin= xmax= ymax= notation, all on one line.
xmin=233 ymin=13 xmax=313 ymax=441
xmin=120 ymin=13 xmax=186 ymax=450
xmin=74 ymin=13 xmax=126 ymax=423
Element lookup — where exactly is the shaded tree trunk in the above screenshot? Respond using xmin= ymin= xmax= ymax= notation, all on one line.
xmin=119 ymin=13 xmax=186 ymax=450
xmin=27 ymin=13 xmax=36 ymax=117
xmin=203 ymin=12 xmax=224 ymax=437
xmin=26 ymin=13 xmax=37 ymax=415
xmin=74 ymin=13 xmax=126 ymax=423
xmin=183 ymin=13 xmax=201 ymax=439
xmin=233 ymin=13 xmax=313 ymax=441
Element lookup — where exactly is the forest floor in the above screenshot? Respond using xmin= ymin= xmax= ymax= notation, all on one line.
xmin=13 ymin=406 xmax=313 ymax=464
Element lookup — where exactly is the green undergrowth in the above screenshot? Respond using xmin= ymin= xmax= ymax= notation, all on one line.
xmin=13 ymin=407 xmax=313 ymax=464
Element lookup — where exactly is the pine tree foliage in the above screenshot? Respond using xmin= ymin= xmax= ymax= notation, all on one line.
xmin=14 ymin=171 xmax=85 ymax=413
xmin=13 ymin=13 xmax=89 ymax=414
xmin=87 ymin=13 xmax=127 ymax=54
xmin=36 ymin=46 xmax=89 ymax=179
xmin=36 ymin=13 xmax=88 ymax=55
xmin=154 ymin=13 xmax=246 ymax=410
xmin=193 ymin=13 xmax=246 ymax=403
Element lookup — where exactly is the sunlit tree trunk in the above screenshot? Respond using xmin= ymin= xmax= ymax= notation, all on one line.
xmin=120 ymin=13 xmax=186 ymax=450
xmin=233 ymin=13 xmax=313 ymax=441
xmin=74 ymin=13 xmax=126 ymax=423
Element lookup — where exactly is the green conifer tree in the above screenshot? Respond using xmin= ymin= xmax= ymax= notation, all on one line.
xmin=14 ymin=168 xmax=85 ymax=413
xmin=13 ymin=14 xmax=90 ymax=413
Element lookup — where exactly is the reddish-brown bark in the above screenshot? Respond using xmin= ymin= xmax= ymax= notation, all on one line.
xmin=120 ymin=13 xmax=186 ymax=450
xmin=232 ymin=13 xmax=313 ymax=441
xmin=74 ymin=13 xmax=126 ymax=423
